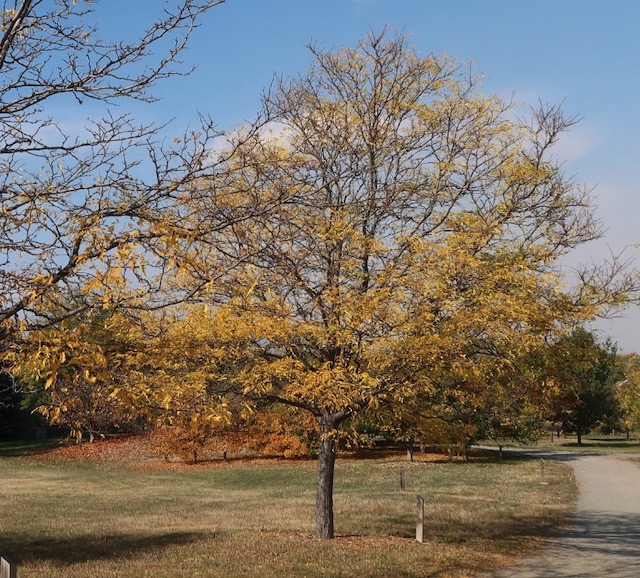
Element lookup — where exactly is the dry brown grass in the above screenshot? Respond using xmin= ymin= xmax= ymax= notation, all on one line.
xmin=0 ymin=438 xmax=576 ymax=577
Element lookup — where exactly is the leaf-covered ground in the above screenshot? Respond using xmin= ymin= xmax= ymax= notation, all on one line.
xmin=35 ymin=433 xmax=494 ymax=470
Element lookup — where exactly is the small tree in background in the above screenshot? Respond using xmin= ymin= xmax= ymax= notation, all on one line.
xmin=546 ymin=328 xmax=621 ymax=444
xmin=615 ymin=354 xmax=640 ymax=439
xmin=0 ymin=366 xmax=47 ymax=440
xmin=8 ymin=310 xmax=145 ymax=441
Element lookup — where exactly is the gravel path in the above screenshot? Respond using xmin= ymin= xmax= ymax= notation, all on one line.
xmin=490 ymin=451 xmax=640 ymax=577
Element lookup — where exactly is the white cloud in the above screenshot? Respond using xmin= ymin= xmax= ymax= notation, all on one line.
xmin=551 ymin=124 xmax=602 ymax=165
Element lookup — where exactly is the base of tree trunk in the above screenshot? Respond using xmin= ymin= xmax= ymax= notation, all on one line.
xmin=316 ymin=419 xmax=337 ymax=539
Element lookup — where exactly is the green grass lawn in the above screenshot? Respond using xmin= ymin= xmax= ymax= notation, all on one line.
xmin=0 ymin=446 xmax=576 ymax=577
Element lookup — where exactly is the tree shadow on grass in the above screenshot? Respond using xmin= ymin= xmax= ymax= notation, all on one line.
xmin=559 ymin=441 xmax=640 ymax=450
xmin=480 ymin=447 xmax=609 ymax=463
xmin=337 ymin=509 xmax=569 ymax=578
xmin=0 ymin=439 xmax=68 ymax=457
xmin=0 ymin=530 xmax=214 ymax=565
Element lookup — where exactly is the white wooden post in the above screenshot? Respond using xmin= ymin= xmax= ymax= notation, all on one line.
xmin=416 ymin=495 xmax=424 ymax=543
xmin=0 ymin=557 xmax=16 ymax=578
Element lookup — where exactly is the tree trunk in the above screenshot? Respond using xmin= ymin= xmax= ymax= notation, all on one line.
xmin=577 ymin=429 xmax=583 ymax=445
xmin=316 ymin=417 xmax=337 ymax=539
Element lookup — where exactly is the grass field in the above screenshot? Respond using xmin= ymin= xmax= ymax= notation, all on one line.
xmin=0 ymin=442 xmax=576 ymax=577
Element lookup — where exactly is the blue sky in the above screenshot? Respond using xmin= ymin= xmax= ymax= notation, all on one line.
xmin=108 ymin=0 xmax=640 ymax=351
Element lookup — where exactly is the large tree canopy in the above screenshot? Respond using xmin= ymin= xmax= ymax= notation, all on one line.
xmin=160 ymin=31 xmax=636 ymax=538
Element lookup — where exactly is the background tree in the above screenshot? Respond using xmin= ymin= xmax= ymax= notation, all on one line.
xmin=8 ymin=309 xmax=146 ymax=441
xmin=0 ymin=364 xmax=46 ymax=440
xmin=352 ymin=348 xmax=548 ymax=460
xmin=614 ymin=353 xmax=640 ymax=439
xmin=545 ymin=328 xmax=622 ymax=444
xmin=171 ymin=31 xmax=636 ymax=538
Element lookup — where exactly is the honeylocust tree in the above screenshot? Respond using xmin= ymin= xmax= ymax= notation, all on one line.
xmin=0 ymin=0 xmax=237 ymax=343
xmin=174 ymin=30 xmax=637 ymax=539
